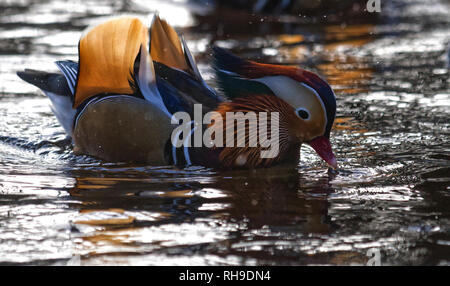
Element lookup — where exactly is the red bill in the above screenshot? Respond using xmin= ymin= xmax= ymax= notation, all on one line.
xmin=307 ymin=136 xmax=338 ymax=169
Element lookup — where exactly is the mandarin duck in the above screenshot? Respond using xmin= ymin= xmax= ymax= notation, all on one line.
xmin=17 ymin=15 xmax=337 ymax=169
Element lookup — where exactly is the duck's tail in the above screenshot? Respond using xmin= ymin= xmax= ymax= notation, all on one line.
xmin=16 ymin=68 xmax=77 ymax=136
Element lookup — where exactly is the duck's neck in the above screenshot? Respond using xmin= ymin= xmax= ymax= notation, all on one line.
xmin=167 ymin=94 xmax=302 ymax=169
xmin=206 ymin=94 xmax=301 ymax=169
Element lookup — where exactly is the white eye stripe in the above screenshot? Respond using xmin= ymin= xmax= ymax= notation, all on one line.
xmin=253 ymin=76 xmax=327 ymax=121
xmin=253 ymin=75 xmax=327 ymax=134
xmin=299 ymin=82 xmax=327 ymax=125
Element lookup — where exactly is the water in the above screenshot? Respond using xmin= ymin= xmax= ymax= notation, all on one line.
xmin=0 ymin=0 xmax=449 ymax=265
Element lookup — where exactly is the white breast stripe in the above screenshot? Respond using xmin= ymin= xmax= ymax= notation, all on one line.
xmin=171 ymin=120 xmax=195 ymax=166
xmin=183 ymin=121 xmax=196 ymax=166
xmin=171 ymin=128 xmax=183 ymax=165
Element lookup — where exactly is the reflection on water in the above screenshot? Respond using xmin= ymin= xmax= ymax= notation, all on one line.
xmin=0 ymin=0 xmax=449 ymax=265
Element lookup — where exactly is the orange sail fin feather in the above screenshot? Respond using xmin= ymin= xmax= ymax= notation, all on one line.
xmin=150 ymin=15 xmax=190 ymax=73
xmin=74 ymin=17 xmax=149 ymax=108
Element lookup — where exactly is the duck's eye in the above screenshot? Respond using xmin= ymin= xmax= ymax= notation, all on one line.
xmin=296 ymin=108 xmax=310 ymax=120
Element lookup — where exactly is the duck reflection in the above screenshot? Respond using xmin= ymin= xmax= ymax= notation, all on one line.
xmin=209 ymin=166 xmax=335 ymax=234
xmin=67 ymin=164 xmax=336 ymax=233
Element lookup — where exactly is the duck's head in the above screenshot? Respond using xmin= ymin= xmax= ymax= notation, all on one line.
xmin=213 ymin=47 xmax=337 ymax=169
xmin=254 ymin=66 xmax=337 ymax=169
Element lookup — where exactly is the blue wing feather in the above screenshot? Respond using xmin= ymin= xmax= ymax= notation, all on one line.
xmin=55 ymin=60 xmax=78 ymax=96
